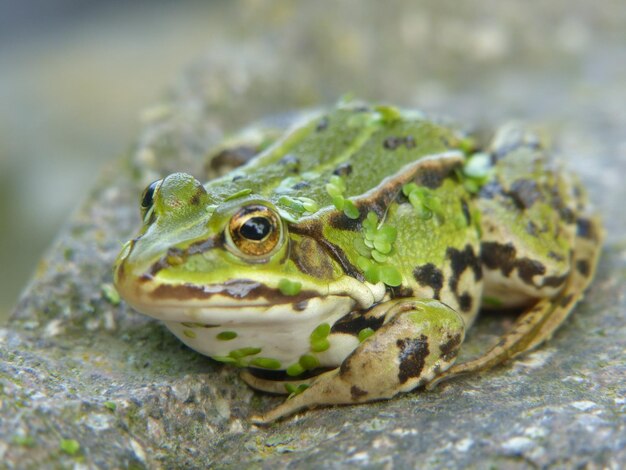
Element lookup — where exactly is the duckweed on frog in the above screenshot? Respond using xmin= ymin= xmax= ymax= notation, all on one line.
xmin=114 ymin=101 xmax=602 ymax=423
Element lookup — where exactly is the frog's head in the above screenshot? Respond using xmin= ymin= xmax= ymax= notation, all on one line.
xmin=114 ymin=173 xmax=378 ymax=326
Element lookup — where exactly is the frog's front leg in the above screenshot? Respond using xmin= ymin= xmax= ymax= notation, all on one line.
xmin=250 ymin=298 xmax=465 ymax=424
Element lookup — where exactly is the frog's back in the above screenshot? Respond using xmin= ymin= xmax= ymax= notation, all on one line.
xmin=204 ymin=104 xmax=466 ymax=211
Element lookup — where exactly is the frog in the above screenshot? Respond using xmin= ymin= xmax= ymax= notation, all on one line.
xmin=113 ymin=101 xmax=602 ymax=424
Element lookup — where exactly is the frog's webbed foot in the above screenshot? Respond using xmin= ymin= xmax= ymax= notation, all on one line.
xmin=251 ymin=299 xmax=465 ymax=424
xmin=428 ymin=212 xmax=603 ymax=389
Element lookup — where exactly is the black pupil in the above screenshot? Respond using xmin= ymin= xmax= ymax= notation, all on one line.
xmin=141 ymin=180 xmax=160 ymax=209
xmin=240 ymin=217 xmax=272 ymax=241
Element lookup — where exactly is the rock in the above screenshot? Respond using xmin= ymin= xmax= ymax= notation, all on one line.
xmin=2 ymin=1 xmax=625 ymax=468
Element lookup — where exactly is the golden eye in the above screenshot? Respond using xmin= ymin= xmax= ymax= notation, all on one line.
xmin=228 ymin=205 xmax=282 ymax=257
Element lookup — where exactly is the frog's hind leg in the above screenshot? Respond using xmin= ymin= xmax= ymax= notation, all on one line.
xmin=429 ymin=213 xmax=601 ymax=387
xmin=428 ymin=129 xmax=602 ymax=388
xmin=250 ymin=299 xmax=465 ymax=424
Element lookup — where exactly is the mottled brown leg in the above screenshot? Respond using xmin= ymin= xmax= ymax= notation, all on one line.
xmin=251 ymin=299 xmax=465 ymax=424
xmin=428 ymin=214 xmax=603 ymax=388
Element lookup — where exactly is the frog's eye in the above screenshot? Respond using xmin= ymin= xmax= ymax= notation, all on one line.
xmin=227 ymin=205 xmax=282 ymax=258
xmin=140 ymin=179 xmax=162 ymax=221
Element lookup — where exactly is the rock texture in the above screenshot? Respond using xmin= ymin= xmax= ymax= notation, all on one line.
xmin=1 ymin=1 xmax=625 ymax=468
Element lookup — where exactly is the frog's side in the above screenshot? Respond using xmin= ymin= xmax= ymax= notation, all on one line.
xmin=114 ymin=102 xmax=602 ymax=423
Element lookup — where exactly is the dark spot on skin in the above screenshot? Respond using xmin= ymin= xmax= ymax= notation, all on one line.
xmin=560 ymin=293 xmax=574 ymax=307
xmin=481 ymin=242 xmax=517 ymax=276
xmin=413 ymin=264 xmax=444 ymax=299
xmin=459 ymin=292 xmax=473 ymax=312
xmin=190 ymin=188 xmax=203 ymax=206
xmin=516 ymin=258 xmax=546 ymax=285
xmin=447 ymin=245 xmax=482 ymax=312
xmin=339 ymin=356 xmax=352 ymax=376
xmin=331 ymin=309 xmax=386 ymax=336
xmin=291 ymin=181 xmax=310 ymax=190
xmin=209 ymin=146 xmax=257 ymax=173
xmin=395 ymin=191 xmax=409 ymax=205
xmin=350 ymin=385 xmax=368 ymax=401
xmin=384 ymin=136 xmax=401 ymax=150
xmin=482 ymin=241 xmax=569 ymax=289
xmin=414 ymin=166 xmax=450 ymax=189
xmin=546 ymin=184 xmax=576 ymax=225
xmin=333 ymin=162 xmax=353 ymax=177
xmin=396 ymin=335 xmax=429 ymax=384
xmin=448 ymin=245 xmax=483 ymax=282
xmin=316 ymin=116 xmax=329 ymax=132
xmin=439 ymin=333 xmax=462 ymax=361
xmin=576 ymin=259 xmax=590 ymax=277
xmin=548 ymin=251 xmax=565 ymax=262
xmin=279 ymin=154 xmax=300 ymax=174
xmin=526 ymin=220 xmax=539 ymax=236
xmin=327 ymin=210 xmax=362 ymax=231
xmin=509 ymin=179 xmax=542 ymax=209
xmin=383 ymin=136 xmax=418 ymax=151
xmin=576 ymin=218 xmax=594 ymax=240
xmin=461 ymin=199 xmax=471 ymax=225
xmin=232 ymin=175 xmax=244 ymax=182
xmin=541 ymin=273 xmax=568 ymax=288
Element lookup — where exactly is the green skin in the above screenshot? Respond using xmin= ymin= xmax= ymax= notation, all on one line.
xmin=114 ymin=102 xmax=602 ymax=423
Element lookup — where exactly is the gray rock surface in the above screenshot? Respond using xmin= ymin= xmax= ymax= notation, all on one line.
xmin=1 ymin=1 xmax=625 ymax=468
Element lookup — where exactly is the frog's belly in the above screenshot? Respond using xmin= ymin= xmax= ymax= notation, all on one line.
xmin=163 ymin=296 xmax=357 ymax=368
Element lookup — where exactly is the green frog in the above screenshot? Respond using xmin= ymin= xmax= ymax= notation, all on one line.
xmin=114 ymin=101 xmax=602 ymax=423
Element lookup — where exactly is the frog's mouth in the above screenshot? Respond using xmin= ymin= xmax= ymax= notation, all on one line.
xmin=115 ymin=272 xmax=359 ymax=324
xmin=115 ymin=238 xmax=384 ymax=324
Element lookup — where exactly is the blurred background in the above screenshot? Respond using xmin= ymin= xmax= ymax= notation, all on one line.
xmin=1 ymin=0 xmax=624 ymax=324
xmin=0 ymin=0 xmax=224 ymax=322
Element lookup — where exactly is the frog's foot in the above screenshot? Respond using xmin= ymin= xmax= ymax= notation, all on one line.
xmin=428 ymin=213 xmax=603 ymax=389
xmin=250 ymin=299 xmax=465 ymax=424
